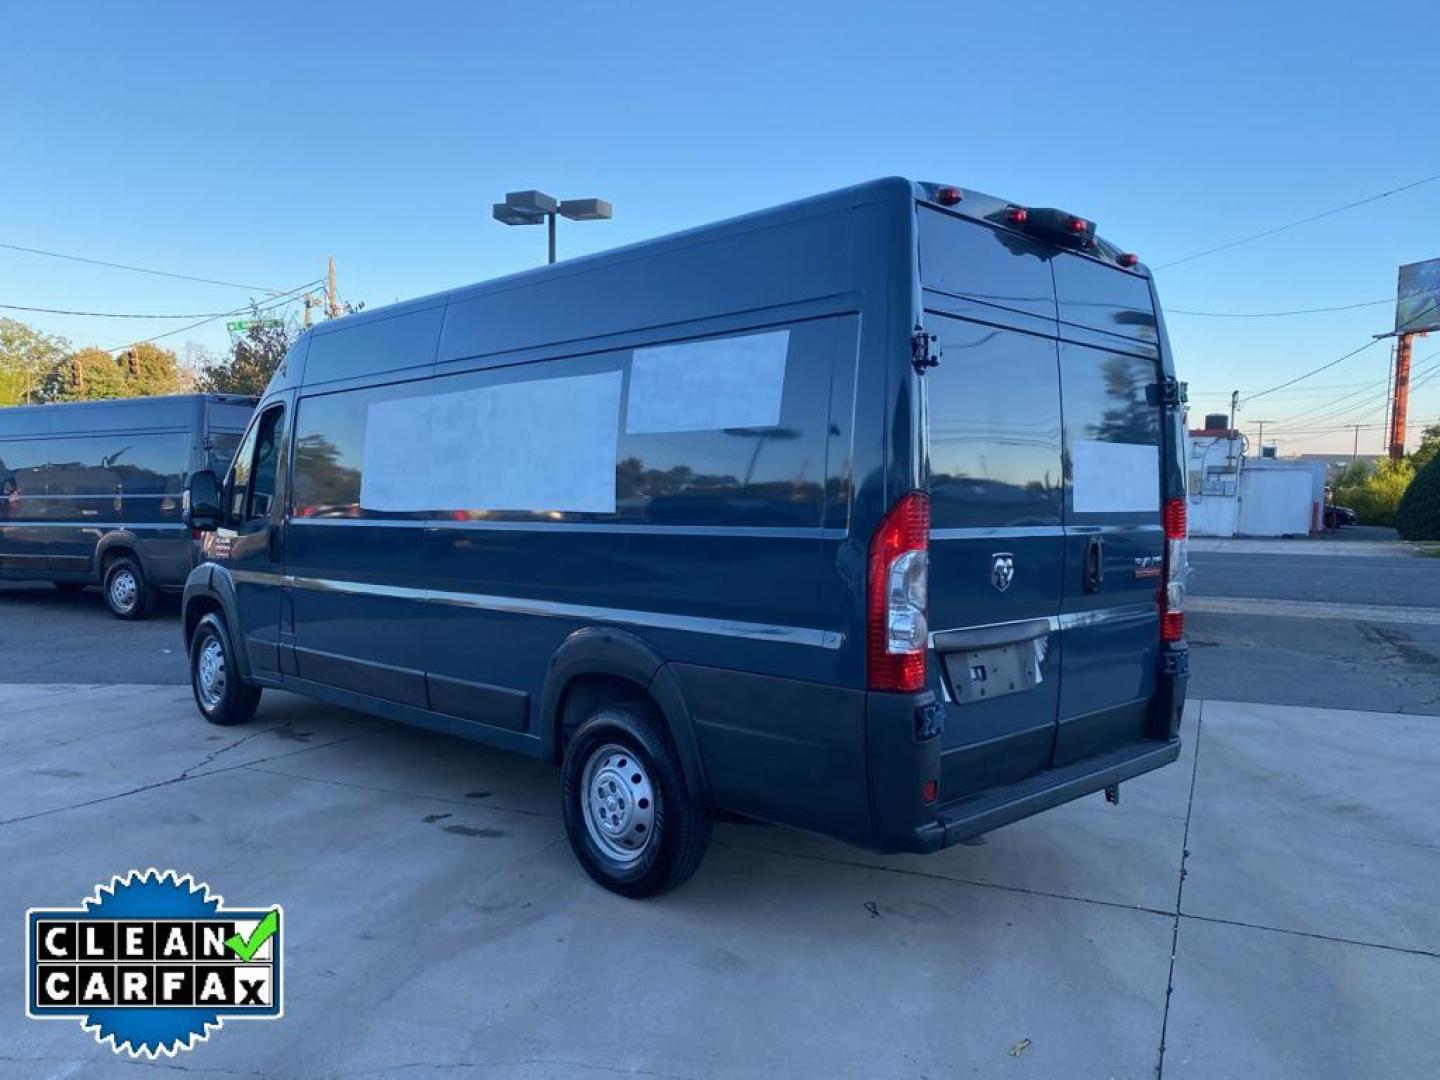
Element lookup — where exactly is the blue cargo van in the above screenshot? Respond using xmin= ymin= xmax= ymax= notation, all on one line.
xmin=0 ymin=394 xmax=254 ymax=617
xmin=180 ymin=179 xmax=1189 ymax=895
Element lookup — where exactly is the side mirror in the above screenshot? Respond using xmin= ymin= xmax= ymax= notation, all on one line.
xmin=185 ymin=470 xmax=222 ymax=531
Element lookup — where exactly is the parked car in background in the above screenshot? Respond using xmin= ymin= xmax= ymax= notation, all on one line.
xmin=0 ymin=394 xmax=255 ymax=617
xmin=181 ymin=178 xmax=1189 ymax=895
xmin=1324 ymin=504 xmax=1357 ymax=528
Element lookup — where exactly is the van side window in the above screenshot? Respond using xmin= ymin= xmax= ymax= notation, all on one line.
xmin=246 ymin=407 xmax=284 ymax=521
xmin=44 ymin=433 xmax=190 ymax=497
xmin=227 ymin=405 xmax=284 ymax=524
xmin=0 ymin=438 xmax=48 ymax=508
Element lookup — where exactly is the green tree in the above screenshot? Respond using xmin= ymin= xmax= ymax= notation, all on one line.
xmin=0 ymin=318 xmax=70 ymax=405
xmin=1334 ymin=457 xmax=1415 ymax=527
xmin=1396 ymin=453 xmax=1440 ymax=540
xmin=197 ymin=317 xmax=297 ymax=396
xmin=39 ymin=342 xmax=187 ymax=402
xmin=1411 ymin=422 xmax=1440 ymax=473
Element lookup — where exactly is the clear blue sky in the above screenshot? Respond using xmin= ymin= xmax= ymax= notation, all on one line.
xmin=3 ymin=0 xmax=1437 ymax=454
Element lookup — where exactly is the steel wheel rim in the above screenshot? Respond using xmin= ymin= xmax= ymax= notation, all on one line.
xmin=580 ymin=742 xmax=656 ymax=863
xmin=109 ymin=568 xmax=137 ymax=612
xmin=196 ymin=636 xmax=226 ymax=708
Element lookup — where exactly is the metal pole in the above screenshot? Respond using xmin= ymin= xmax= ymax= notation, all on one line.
xmin=547 ymin=214 xmax=556 ymax=265
xmin=1229 ymin=389 xmax=1239 ymax=431
xmin=1389 ymin=332 xmax=1413 ymax=460
xmin=1353 ymin=424 xmax=1360 ymax=463
xmin=1256 ymin=419 xmax=1265 ymax=453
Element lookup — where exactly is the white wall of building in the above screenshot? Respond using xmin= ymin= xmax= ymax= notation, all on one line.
xmin=1237 ymin=461 xmax=1317 ymax=536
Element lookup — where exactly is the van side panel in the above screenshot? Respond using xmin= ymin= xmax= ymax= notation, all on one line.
xmin=264 ymin=181 xmax=916 ymax=839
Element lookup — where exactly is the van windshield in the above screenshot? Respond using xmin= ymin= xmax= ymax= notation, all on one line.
xmin=207 ymin=432 xmax=244 ymax=474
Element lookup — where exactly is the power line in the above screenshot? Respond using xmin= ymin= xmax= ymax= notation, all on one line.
xmin=1241 ymin=338 xmax=1384 ymax=405
xmin=1154 ymin=170 xmax=1440 ymax=271
xmin=0 ymin=240 xmax=289 ymax=294
xmin=1264 ymin=351 xmax=1440 ymax=431
xmin=0 ymin=302 xmax=235 ymax=319
xmin=1167 ymin=298 xmax=1393 ymax=318
xmin=100 ymin=279 xmax=322 ymax=353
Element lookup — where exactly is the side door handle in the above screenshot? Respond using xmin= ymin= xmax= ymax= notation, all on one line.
xmin=267 ymin=523 xmax=281 ymax=564
xmin=1083 ymin=535 xmax=1105 ymax=593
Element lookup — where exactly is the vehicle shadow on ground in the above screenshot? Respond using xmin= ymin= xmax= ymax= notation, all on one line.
xmin=0 ymin=580 xmax=182 ymax=618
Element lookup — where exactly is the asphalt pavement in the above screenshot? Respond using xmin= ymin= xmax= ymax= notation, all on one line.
xmin=0 ymin=583 xmax=184 ymax=684
xmin=1187 ymin=544 xmax=1440 ymax=712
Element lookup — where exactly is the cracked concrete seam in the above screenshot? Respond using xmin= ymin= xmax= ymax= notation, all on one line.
xmin=0 ymin=728 xmax=381 ymax=828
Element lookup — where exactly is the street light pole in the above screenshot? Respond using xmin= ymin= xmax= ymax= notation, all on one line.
xmin=492 ymin=190 xmax=612 ymax=265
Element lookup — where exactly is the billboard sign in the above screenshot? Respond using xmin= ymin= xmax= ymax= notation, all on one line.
xmin=1396 ymin=258 xmax=1440 ymax=334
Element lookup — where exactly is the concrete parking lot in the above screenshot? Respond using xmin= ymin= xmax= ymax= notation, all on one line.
xmin=2 ymin=549 xmax=1439 ymax=1079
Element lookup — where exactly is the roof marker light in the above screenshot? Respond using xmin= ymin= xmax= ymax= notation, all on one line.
xmin=1005 ymin=206 xmax=1028 ymax=225
xmin=935 ymin=186 xmax=963 ymax=206
xmin=1118 ymin=253 xmax=1140 ymax=268
xmin=1068 ymin=216 xmax=1090 ymax=234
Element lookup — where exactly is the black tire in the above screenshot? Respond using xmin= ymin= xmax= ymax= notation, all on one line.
xmin=189 ymin=613 xmax=261 ymax=726
xmin=103 ymin=555 xmax=156 ymax=620
xmin=52 ymin=582 xmax=87 ymax=596
xmin=561 ymin=703 xmax=712 ymax=897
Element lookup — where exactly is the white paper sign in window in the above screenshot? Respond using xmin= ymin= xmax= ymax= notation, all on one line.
xmin=1070 ymin=439 xmax=1160 ymax=513
xmin=360 ymin=370 xmax=623 ymax=514
xmin=626 ymin=329 xmax=789 ymax=434
xmin=360 ymin=395 xmax=434 ymax=512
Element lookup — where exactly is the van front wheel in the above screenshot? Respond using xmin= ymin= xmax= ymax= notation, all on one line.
xmin=561 ymin=704 xmax=711 ymax=897
xmin=189 ymin=613 xmax=261 ymax=726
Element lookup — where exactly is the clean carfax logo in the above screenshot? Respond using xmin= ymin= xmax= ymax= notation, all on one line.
xmin=26 ymin=869 xmax=283 ymax=1058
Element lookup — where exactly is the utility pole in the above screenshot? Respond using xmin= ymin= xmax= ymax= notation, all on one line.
xmin=1352 ymin=424 xmax=1361 ymax=464
xmin=325 ymin=257 xmax=340 ymax=320
xmin=1388 ymin=332 xmax=1414 ymax=460
xmin=1255 ymin=419 xmax=1271 ymax=455
xmin=1229 ymin=389 xmax=1239 ymax=431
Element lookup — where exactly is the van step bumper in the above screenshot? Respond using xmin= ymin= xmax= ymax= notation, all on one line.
xmin=910 ymin=737 xmax=1181 ymax=853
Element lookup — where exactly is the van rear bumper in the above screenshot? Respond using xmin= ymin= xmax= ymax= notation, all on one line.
xmin=866 ymin=650 xmax=1187 ymax=854
xmin=907 ymin=737 xmax=1180 ymax=853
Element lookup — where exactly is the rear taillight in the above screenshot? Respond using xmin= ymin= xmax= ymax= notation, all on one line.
xmin=1160 ymin=497 xmax=1187 ymax=642
xmin=868 ymin=492 xmax=930 ymax=692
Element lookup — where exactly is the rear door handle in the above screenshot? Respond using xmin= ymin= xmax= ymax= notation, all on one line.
xmin=267 ymin=524 xmax=281 ymax=563
xmin=1083 ymin=536 xmax=1105 ymax=593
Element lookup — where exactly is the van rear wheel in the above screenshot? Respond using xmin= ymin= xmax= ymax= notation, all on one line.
xmin=561 ymin=704 xmax=711 ymax=897
xmin=189 ymin=613 xmax=261 ymax=726
xmin=103 ymin=555 xmax=155 ymax=620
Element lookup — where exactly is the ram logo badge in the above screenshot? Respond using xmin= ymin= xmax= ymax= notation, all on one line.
xmin=991 ymin=552 xmax=1015 ymax=593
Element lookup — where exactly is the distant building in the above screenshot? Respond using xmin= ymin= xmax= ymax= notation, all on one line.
xmin=1185 ymin=422 xmax=1327 ymax=537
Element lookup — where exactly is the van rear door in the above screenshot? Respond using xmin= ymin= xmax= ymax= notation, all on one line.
xmin=1052 ymin=254 xmax=1165 ymax=764
xmin=918 ymin=208 xmax=1066 ymax=802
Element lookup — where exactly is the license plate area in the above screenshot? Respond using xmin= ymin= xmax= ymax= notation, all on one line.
xmin=942 ymin=638 xmax=1046 ymax=704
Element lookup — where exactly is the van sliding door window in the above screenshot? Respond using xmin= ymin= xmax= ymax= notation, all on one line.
xmin=290 ymin=381 xmax=434 ymax=521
